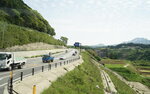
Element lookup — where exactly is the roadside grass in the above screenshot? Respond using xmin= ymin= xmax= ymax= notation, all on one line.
xmin=42 ymin=52 xmax=104 ymax=94
xmin=102 ymin=59 xmax=150 ymax=88
xmin=104 ymin=68 xmax=136 ymax=94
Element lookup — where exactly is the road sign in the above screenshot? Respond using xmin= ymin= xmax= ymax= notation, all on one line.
xmin=74 ymin=42 xmax=81 ymax=47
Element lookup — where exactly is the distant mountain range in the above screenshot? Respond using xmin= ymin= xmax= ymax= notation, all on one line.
xmin=90 ymin=44 xmax=106 ymax=48
xmin=90 ymin=38 xmax=150 ymax=48
xmin=126 ymin=38 xmax=150 ymax=45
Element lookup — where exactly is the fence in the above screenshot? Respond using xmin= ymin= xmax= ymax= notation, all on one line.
xmin=7 ymin=56 xmax=80 ymax=94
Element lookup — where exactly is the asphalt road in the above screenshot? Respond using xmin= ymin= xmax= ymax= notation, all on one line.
xmin=0 ymin=49 xmax=80 ymax=94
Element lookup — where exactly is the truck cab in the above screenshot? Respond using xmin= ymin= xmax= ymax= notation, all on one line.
xmin=0 ymin=52 xmax=26 ymax=71
xmin=0 ymin=52 xmax=12 ymax=70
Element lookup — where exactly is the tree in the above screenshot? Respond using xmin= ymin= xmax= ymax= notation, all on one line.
xmin=60 ymin=36 xmax=68 ymax=45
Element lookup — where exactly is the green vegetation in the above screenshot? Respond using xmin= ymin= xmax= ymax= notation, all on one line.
xmin=60 ymin=36 xmax=68 ymax=45
xmin=102 ymin=59 xmax=150 ymax=88
xmin=97 ymin=43 xmax=150 ymax=61
xmin=0 ymin=22 xmax=65 ymax=49
xmin=104 ymin=69 xmax=136 ymax=94
xmin=42 ymin=52 xmax=104 ymax=94
xmin=87 ymin=49 xmax=101 ymax=61
xmin=0 ymin=0 xmax=55 ymax=35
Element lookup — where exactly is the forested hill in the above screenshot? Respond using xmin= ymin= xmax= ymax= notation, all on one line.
xmin=0 ymin=0 xmax=55 ymax=36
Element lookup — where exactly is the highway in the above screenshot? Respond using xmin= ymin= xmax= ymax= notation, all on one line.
xmin=0 ymin=49 xmax=80 ymax=94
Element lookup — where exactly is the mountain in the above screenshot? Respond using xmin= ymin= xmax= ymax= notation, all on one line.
xmin=0 ymin=0 xmax=55 ymax=35
xmin=128 ymin=38 xmax=150 ymax=45
xmin=90 ymin=44 xmax=106 ymax=48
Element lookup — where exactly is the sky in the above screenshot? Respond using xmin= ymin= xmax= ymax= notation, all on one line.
xmin=23 ymin=0 xmax=150 ymax=45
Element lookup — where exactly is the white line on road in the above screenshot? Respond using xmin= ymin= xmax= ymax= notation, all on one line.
xmin=0 ymin=83 xmax=7 ymax=87
xmin=0 ymin=74 xmax=16 ymax=81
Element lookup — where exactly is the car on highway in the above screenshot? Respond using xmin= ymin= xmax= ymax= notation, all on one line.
xmin=42 ymin=55 xmax=54 ymax=63
xmin=59 ymin=56 xmax=66 ymax=60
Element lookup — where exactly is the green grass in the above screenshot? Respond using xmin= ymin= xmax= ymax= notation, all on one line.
xmin=103 ymin=59 xmax=150 ymax=88
xmin=41 ymin=52 xmax=104 ymax=94
xmin=104 ymin=69 xmax=136 ymax=94
xmin=105 ymin=64 xmax=124 ymax=68
xmin=0 ymin=22 xmax=65 ymax=49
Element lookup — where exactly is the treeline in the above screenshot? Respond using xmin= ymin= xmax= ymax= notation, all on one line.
xmin=104 ymin=48 xmax=150 ymax=61
xmin=0 ymin=0 xmax=55 ymax=36
xmin=96 ymin=43 xmax=150 ymax=61
xmin=108 ymin=43 xmax=150 ymax=49
xmin=0 ymin=22 xmax=65 ymax=49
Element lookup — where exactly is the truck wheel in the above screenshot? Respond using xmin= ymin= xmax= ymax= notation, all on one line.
xmin=8 ymin=66 xmax=12 ymax=71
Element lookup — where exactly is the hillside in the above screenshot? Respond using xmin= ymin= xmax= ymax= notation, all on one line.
xmin=0 ymin=0 xmax=55 ymax=35
xmin=0 ymin=0 xmax=66 ymax=49
xmin=0 ymin=22 xmax=65 ymax=49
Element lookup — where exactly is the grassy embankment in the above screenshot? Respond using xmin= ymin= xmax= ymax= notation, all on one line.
xmin=42 ymin=52 xmax=104 ymax=94
xmin=101 ymin=59 xmax=150 ymax=88
xmin=0 ymin=22 xmax=65 ymax=49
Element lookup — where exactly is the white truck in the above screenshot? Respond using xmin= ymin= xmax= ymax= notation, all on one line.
xmin=0 ymin=52 xmax=26 ymax=71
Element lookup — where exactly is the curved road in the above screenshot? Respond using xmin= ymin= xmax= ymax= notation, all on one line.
xmin=0 ymin=49 xmax=80 ymax=94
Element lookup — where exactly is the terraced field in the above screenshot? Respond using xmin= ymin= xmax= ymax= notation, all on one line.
xmin=100 ymin=59 xmax=150 ymax=88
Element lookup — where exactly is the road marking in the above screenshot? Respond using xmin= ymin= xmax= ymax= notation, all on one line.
xmin=0 ymin=56 xmax=79 ymax=88
xmin=0 ymin=83 xmax=7 ymax=87
xmin=0 ymin=73 xmax=16 ymax=81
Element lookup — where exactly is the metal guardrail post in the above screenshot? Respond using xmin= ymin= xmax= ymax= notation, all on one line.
xmin=10 ymin=71 xmax=13 ymax=94
xmin=32 ymin=68 xmax=34 ymax=75
xmin=48 ymin=64 xmax=51 ymax=70
xmin=55 ymin=63 xmax=57 ymax=68
xmin=42 ymin=66 xmax=44 ymax=72
xmin=21 ymin=72 xmax=23 ymax=81
xmin=60 ymin=62 xmax=62 ymax=66
xmin=33 ymin=85 xmax=36 ymax=94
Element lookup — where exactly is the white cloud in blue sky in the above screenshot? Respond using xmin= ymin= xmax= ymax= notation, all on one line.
xmin=23 ymin=0 xmax=150 ymax=45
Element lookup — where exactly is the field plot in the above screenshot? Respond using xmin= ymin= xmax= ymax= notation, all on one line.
xmin=101 ymin=59 xmax=150 ymax=88
xmin=136 ymin=66 xmax=150 ymax=77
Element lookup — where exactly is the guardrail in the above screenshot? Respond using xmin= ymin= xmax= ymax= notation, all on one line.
xmin=7 ymin=56 xmax=80 ymax=94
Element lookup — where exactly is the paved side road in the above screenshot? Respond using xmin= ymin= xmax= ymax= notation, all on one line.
xmin=91 ymin=60 xmax=117 ymax=94
xmin=3 ymin=56 xmax=83 ymax=94
xmin=101 ymin=70 xmax=117 ymax=94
